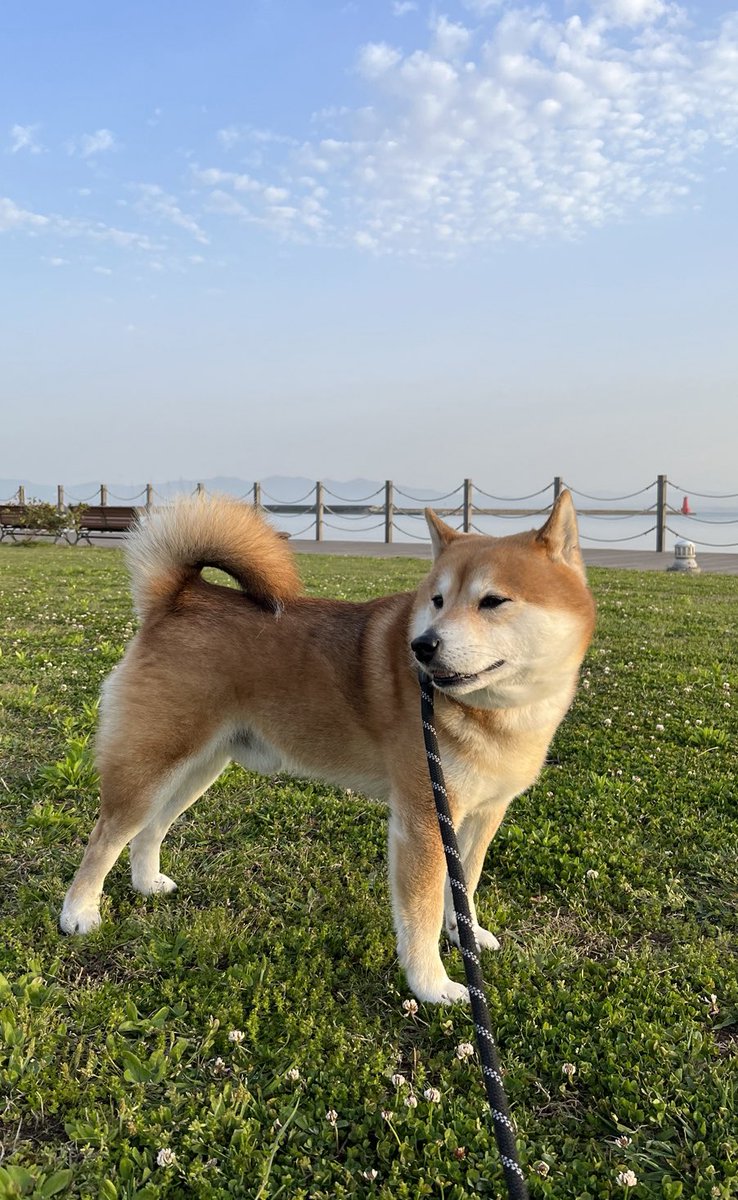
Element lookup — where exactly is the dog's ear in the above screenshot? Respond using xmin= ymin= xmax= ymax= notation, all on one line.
xmin=536 ymin=490 xmax=586 ymax=578
xmin=425 ymin=508 xmax=460 ymax=560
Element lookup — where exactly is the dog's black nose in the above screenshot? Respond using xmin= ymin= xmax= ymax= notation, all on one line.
xmin=411 ymin=633 xmax=441 ymax=665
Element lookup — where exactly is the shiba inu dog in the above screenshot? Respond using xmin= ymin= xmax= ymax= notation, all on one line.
xmin=60 ymin=492 xmax=595 ymax=1004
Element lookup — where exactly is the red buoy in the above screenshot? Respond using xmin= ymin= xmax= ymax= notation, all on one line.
xmin=681 ymin=496 xmax=691 ymax=515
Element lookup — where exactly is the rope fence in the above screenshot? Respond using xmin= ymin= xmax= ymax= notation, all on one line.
xmin=2 ymin=476 xmax=736 ymax=552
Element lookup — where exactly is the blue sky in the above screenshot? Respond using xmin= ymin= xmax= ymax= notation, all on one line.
xmin=2 ymin=0 xmax=737 ymax=491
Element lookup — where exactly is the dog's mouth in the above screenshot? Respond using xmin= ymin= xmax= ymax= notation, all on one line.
xmin=431 ymin=660 xmax=506 ymax=689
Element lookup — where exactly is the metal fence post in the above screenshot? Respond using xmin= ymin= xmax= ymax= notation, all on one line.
xmin=253 ymin=482 xmax=261 ymax=509
xmin=57 ymin=485 xmax=65 ymax=512
xmin=553 ymin=475 xmax=562 ymax=503
xmin=656 ymin=474 xmax=667 ymax=552
xmin=385 ymin=480 xmax=394 ymax=544
xmin=100 ymin=484 xmax=107 ymax=506
xmin=463 ymin=478 xmax=472 ymax=532
xmin=315 ymin=481 xmax=324 ymax=542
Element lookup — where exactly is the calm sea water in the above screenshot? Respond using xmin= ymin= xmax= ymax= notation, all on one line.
xmin=278 ymin=506 xmax=738 ymax=553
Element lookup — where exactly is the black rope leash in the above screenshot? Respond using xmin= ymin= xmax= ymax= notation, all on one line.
xmin=419 ymin=675 xmax=528 ymax=1199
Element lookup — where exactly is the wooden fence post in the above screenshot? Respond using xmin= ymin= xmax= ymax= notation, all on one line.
xmin=146 ymin=484 xmax=153 ymax=509
xmin=553 ymin=475 xmax=562 ymax=503
xmin=100 ymin=484 xmax=107 ymax=506
xmin=384 ymin=480 xmax=394 ymax=544
xmin=57 ymin=485 xmax=65 ymax=512
xmin=656 ymin=474 xmax=667 ymax=552
xmin=463 ymin=478 xmax=472 ymax=532
xmin=315 ymin=481 xmax=324 ymax=542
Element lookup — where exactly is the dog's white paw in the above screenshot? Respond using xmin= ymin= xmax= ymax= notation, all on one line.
xmin=475 ymin=926 xmax=501 ymax=952
xmin=60 ymin=899 xmax=102 ymax=935
xmin=436 ymin=979 xmax=470 ymax=1005
xmin=133 ymin=872 xmax=177 ymax=897
xmin=406 ymin=972 xmax=470 ymax=1005
xmin=446 ymin=920 xmax=500 ymax=953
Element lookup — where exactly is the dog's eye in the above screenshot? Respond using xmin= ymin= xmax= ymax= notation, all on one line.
xmin=479 ymin=595 xmax=508 ymax=610
xmin=431 ymin=594 xmax=444 ymax=610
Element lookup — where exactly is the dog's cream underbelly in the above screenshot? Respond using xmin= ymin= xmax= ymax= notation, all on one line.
xmin=228 ymin=726 xmax=391 ymax=801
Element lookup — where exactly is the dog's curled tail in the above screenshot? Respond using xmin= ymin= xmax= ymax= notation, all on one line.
xmin=125 ymin=494 xmax=302 ymax=620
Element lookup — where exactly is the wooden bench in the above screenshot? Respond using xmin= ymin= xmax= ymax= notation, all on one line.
xmin=73 ymin=505 xmax=142 ymax=543
xmin=0 ymin=505 xmax=29 ymax=542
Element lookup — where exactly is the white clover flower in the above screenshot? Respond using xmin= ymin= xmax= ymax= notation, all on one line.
xmin=361 ymin=1168 xmax=379 ymax=1182
xmin=402 ymin=998 xmax=419 ymax=1016
xmin=212 ymin=1056 xmax=227 ymax=1075
xmin=534 ymin=1161 xmax=550 ymax=1177
xmin=456 ymin=1042 xmax=474 ymax=1060
xmin=561 ymin=1062 xmax=576 ymax=1079
xmin=381 ymin=1109 xmax=393 ymax=1121
xmin=286 ymin=1067 xmax=301 ymax=1081
xmin=326 ymin=1109 xmax=338 ymax=1125
xmin=616 ymin=1169 xmax=637 ymax=1187
xmin=655 ymin=724 xmax=664 ymax=732
xmin=404 ymin=1094 xmax=418 ymax=1108
xmin=228 ymin=1029 xmax=245 ymax=1043
xmin=156 ymin=1148 xmax=176 ymax=1167
xmin=703 ymin=994 xmax=719 ymax=1015
xmin=423 ymin=1087 xmax=441 ymax=1102
xmin=586 ymin=869 xmax=599 ymax=880
xmin=603 ymin=718 xmax=612 ymax=727
xmin=614 ymin=1135 xmax=632 ymax=1148
xmin=391 ymin=1073 xmax=407 ymax=1088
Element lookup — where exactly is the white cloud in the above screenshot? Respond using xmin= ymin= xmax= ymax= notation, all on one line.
xmin=134 ymin=183 xmax=209 ymax=244
xmin=356 ymin=42 xmax=403 ymax=78
xmin=0 ymin=197 xmax=49 ymax=231
xmin=460 ymin=0 xmax=504 ymax=14
xmin=217 ymin=126 xmax=241 ymax=149
xmin=189 ymin=4 xmax=738 ymax=256
xmin=590 ymin=0 xmax=667 ymax=26
xmin=392 ymin=1 xmax=418 ymax=15
xmin=9 ymin=124 xmax=42 ymax=154
xmin=75 ymin=129 xmax=117 ymax=158
xmin=431 ymin=16 xmax=472 ymax=60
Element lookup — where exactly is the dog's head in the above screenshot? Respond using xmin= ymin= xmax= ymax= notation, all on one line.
xmin=409 ymin=490 xmax=595 ymax=709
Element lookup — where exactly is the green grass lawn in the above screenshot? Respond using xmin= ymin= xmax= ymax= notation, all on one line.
xmin=0 ymin=544 xmax=736 ymax=1200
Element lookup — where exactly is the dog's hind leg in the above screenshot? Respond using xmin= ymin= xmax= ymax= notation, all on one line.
xmin=129 ymin=742 xmax=229 ymax=897
xmin=443 ymin=803 xmax=508 ymax=953
xmin=389 ymin=808 xmax=469 ymax=1005
xmin=60 ymin=738 xmax=228 ymax=935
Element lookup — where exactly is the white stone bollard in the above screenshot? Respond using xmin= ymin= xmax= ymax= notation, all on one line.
xmin=667 ymin=540 xmax=700 ymax=573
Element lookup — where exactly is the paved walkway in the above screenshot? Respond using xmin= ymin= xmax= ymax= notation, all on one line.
xmin=290 ymin=540 xmax=738 ymax=574
xmin=25 ymin=534 xmax=737 ymax=574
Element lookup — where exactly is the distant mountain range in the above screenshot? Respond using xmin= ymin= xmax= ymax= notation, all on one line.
xmin=0 ymin=476 xmax=450 ymax=505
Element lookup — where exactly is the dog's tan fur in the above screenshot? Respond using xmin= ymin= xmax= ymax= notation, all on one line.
xmin=60 ymin=492 xmax=595 ymax=1003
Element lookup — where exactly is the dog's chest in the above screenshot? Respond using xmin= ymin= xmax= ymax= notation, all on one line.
xmin=440 ymin=715 xmax=553 ymax=818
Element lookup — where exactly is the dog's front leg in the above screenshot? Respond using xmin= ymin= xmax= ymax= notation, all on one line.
xmin=443 ymin=803 xmax=508 ymax=953
xmin=388 ymin=809 xmax=469 ymax=1005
